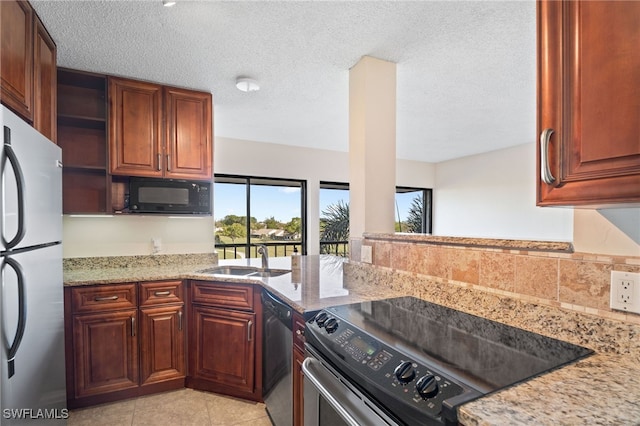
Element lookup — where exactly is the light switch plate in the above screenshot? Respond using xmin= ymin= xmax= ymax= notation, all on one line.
xmin=610 ymin=271 xmax=640 ymax=314
xmin=361 ymin=245 xmax=372 ymax=263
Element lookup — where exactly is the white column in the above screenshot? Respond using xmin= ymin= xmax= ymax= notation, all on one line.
xmin=349 ymin=56 xmax=397 ymax=260
xmin=306 ymin=179 xmax=321 ymax=255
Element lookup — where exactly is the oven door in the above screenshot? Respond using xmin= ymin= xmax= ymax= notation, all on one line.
xmin=303 ymin=346 xmax=400 ymax=426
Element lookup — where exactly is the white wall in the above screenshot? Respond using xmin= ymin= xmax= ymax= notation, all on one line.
xmin=63 ymin=215 xmax=215 ymax=258
xmin=574 ymin=209 xmax=640 ymax=256
xmin=433 ymin=143 xmax=574 ymax=241
xmin=433 ymin=142 xmax=640 ymax=257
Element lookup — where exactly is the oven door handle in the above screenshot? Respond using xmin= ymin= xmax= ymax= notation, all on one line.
xmin=302 ymin=357 xmax=362 ymax=426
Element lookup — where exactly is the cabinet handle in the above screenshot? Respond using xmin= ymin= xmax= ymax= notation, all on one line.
xmin=94 ymin=295 xmax=118 ymax=302
xmin=540 ymin=128 xmax=556 ymax=184
xmin=178 ymin=310 xmax=183 ymax=331
xmin=154 ymin=291 xmax=171 ymax=297
xmin=166 ymin=155 xmax=171 ymax=172
xmin=247 ymin=320 xmax=253 ymax=341
xmin=131 ymin=315 xmax=136 ymax=337
xmin=157 ymin=154 xmax=162 ymax=171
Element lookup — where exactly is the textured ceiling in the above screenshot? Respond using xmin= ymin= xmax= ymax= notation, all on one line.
xmin=31 ymin=0 xmax=536 ymax=163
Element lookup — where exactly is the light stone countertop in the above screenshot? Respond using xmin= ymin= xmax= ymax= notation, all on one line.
xmin=63 ymin=254 xmax=386 ymax=313
xmin=63 ymin=253 xmax=640 ymax=425
xmin=457 ymin=352 xmax=640 ymax=425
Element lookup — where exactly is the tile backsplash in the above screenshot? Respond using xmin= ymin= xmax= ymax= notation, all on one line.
xmin=359 ymin=233 xmax=640 ymax=325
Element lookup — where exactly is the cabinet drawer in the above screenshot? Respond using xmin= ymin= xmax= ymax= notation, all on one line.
xmin=293 ymin=312 xmax=306 ymax=352
xmin=71 ymin=284 xmax=137 ymax=313
xmin=139 ymin=280 xmax=183 ymax=306
xmin=191 ymin=281 xmax=254 ymax=311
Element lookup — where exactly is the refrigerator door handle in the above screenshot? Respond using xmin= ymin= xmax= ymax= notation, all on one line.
xmin=2 ymin=257 xmax=27 ymax=378
xmin=2 ymin=126 xmax=27 ymax=249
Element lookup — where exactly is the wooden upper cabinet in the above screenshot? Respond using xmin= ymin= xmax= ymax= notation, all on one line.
xmin=165 ymin=87 xmax=213 ymax=180
xmin=1 ymin=0 xmax=34 ymax=120
xmin=108 ymin=77 xmax=212 ymax=180
xmin=109 ymin=77 xmax=163 ymax=177
xmin=537 ymin=1 xmax=640 ymax=207
xmin=33 ymin=14 xmax=57 ymax=142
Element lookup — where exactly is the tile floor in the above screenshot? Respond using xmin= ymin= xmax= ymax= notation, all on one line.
xmin=67 ymin=388 xmax=273 ymax=426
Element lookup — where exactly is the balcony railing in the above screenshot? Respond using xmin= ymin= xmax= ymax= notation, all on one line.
xmin=319 ymin=240 xmax=349 ymax=257
xmin=215 ymin=240 xmax=349 ymax=259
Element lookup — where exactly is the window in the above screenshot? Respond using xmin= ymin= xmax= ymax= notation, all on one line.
xmin=214 ymin=175 xmax=306 ymax=259
xmin=395 ymin=187 xmax=432 ymax=234
xmin=319 ymin=182 xmax=350 ymax=256
xmin=319 ymin=182 xmax=432 ymax=254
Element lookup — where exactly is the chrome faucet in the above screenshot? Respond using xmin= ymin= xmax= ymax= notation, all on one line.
xmin=257 ymin=245 xmax=269 ymax=269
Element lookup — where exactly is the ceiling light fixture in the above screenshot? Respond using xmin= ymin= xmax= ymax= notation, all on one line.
xmin=235 ymin=77 xmax=260 ymax=92
xmin=163 ymin=0 xmax=176 ymax=7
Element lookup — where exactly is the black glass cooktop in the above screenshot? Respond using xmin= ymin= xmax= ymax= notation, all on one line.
xmin=324 ymin=296 xmax=593 ymax=393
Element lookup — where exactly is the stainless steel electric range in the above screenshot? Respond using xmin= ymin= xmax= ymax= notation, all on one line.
xmin=303 ymin=296 xmax=593 ymax=426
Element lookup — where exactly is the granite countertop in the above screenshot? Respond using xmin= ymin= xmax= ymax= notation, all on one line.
xmin=63 ymin=253 xmax=640 ymax=425
xmin=457 ymin=352 xmax=640 ymax=425
xmin=63 ymin=254 xmax=385 ymax=313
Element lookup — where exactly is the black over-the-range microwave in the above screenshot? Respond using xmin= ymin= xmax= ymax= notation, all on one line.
xmin=129 ymin=177 xmax=212 ymax=214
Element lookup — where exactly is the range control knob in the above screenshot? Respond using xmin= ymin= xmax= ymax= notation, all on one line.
xmin=324 ymin=318 xmax=339 ymax=333
xmin=314 ymin=312 xmax=329 ymax=327
xmin=394 ymin=361 xmax=416 ymax=384
xmin=416 ymin=374 xmax=439 ymax=399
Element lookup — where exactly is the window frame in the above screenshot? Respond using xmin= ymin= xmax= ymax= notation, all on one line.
xmin=318 ymin=181 xmax=433 ymax=236
xmin=214 ymin=174 xmax=307 ymax=257
xmin=395 ymin=186 xmax=433 ymax=234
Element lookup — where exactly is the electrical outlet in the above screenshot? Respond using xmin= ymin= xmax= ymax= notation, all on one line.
xmin=151 ymin=237 xmax=162 ymax=254
xmin=361 ymin=245 xmax=373 ymax=263
xmin=610 ymin=271 xmax=640 ymax=314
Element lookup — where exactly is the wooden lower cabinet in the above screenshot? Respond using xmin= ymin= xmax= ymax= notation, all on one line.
xmin=66 ymin=279 xmax=265 ymax=408
xmin=187 ymin=280 xmax=262 ymax=402
xmin=72 ymin=309 xmax=139 ymax=399
xmin=189 ymin=306 xmax=255 ymax=394
xmin=292 ymin=311 xmax=307 ymax=426
xmin=139 ymin=304 xmax=185 ymax=386
xmin=293 ymin=348 xmax=305 ymax=426
xmin=65 ymin=280 xmax=185 ymax=408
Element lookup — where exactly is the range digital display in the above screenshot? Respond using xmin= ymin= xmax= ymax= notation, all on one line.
xmin=351 ymin=336 xmax=377 ymax=356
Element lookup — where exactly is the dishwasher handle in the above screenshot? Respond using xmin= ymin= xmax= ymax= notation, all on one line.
xmin=261 ymin=290 xmax=293 ymax=329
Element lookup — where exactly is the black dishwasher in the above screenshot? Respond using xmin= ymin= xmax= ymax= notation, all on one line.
xmin=262 ymin=289 xmax=293 ymax=426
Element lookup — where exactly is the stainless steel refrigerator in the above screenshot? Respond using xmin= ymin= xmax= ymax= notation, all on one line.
xmin=1 ymin=105 xmax=66 ymax=424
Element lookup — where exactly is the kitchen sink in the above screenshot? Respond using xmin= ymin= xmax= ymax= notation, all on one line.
xmin=245 ymin=269 xmax=291 ymax=278
xmin=196 ymin=265 xmax=290 ymax=278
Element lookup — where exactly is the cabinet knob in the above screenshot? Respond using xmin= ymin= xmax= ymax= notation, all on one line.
xmin=540 ymin=128 xmax=556 ymax=184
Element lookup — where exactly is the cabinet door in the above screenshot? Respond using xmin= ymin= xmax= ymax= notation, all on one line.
xmin=139 ymin=304 xmax=185 ymax=386
xmin=1 ymin=0 xmax=33 ymax=120
xmin=109 ymin=77 xmax=163 ymax=177
xmin=191 ymin=305 xmax=255 ymax=393
xmin=72 ymin=309 xmax=139 ymax=398
xmin=537 ymin=1 xmax=640 ymax=206
xmin=33 ymin=14 xmax=56 ymax=142
xmin=293 ymin=348 xmax=305 ymax=426
xmin=164 ymin=87 xmax=212 ymax=180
